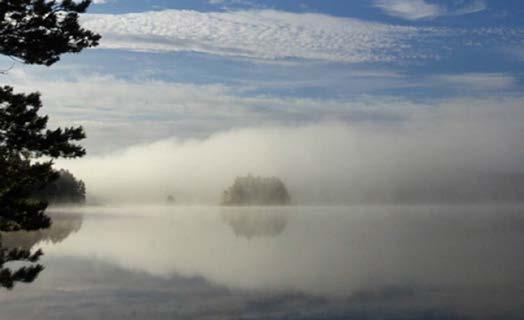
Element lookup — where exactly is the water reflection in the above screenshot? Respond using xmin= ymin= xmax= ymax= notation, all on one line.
xmin=0 ymin=211 xmax=83 ymax=290
xmin=221 ymin=207 xmax=288 ymax=239
xmin=37 ymin=206 xmax=524 ymax=296
xmin=2 ymin=205 xmax=524 ymax=319
xmin=0 ymin=243 xmax=43 ymax=290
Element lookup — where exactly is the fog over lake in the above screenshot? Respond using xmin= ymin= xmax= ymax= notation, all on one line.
xmin=1 ymin=206 xmax=523 ymax=319
xmin=58 ymin=119 xmax=524 ymax=205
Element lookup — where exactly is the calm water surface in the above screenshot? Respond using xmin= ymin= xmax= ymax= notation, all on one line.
xmin=1 ymin=205 xmax=524 ymax=319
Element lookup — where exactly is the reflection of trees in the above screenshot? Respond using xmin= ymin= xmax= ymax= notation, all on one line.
xmin=1 ymin=212 xmax=83 ymax=250
xmin=0 ymin=244 xmax=43 ymax=289
xmin=222 ymin=208 xmax=288 ymax=239
xmin=0 ymin=212 xmax=83 ymax=289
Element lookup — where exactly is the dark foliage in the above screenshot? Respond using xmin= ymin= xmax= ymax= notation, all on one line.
xmin=32 ymin=169 xmax=86 ymax=204
xmin=222 ymin=175 xmax=291 ymax=206
xmin=0 ymin=0 xmax=100 ymax=66
xmin=1 ymin=0 xmax=98 ymax=233
xmin=1 ymin=87 xmax=85 ymax=231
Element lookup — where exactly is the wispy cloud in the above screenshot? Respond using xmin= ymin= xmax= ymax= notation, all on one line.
xmin=432 ymin=73 xmax=516 ymax=90
xmin=81 ymin=9 xmax=448 ymax=63
xmin=451 ymin=0 xmax=488 ymax=16
xmin=373 ymin=0 xmax=487 ymax=20
xmin=207 ymin=0 xmax=262 ymax=9
xmin=373 ymin=0 xmax=442 ymax=20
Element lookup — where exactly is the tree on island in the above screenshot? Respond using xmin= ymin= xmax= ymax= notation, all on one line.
xmin=0 ymin=0 xmax=100 ymax=289
xmin=222 ymin=175 xmax=291 ymax=206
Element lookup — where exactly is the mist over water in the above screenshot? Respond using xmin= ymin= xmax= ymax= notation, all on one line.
xmin=57 ymin=101 xmax=524 ymax=205
xmin=3 ymin=206 xmax=523 ymax=319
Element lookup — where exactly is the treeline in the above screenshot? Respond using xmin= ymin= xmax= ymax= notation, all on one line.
xmin=32 ymin=169 xmax=86 ymax=204
xmin=222 ymin=175 xmax=290 ymax=206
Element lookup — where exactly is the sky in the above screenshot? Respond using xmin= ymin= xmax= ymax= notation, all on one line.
xmin=1 ymin=0 xmax=524 ymax=202
xmin=2 ymin=0 xmax=523 ymax=152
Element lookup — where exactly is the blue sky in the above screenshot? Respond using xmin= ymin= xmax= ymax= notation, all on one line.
xmin=2 ymin=0 xmax=523 ymax=154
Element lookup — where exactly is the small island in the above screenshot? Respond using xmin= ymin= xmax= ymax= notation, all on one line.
xmin=222 ymin=175 xmax=291 ymax=206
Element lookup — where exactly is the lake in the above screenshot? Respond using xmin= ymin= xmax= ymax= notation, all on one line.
xmin=1 ymin=205 xmax=524 ymax=319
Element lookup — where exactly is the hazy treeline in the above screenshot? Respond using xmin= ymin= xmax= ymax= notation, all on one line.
xmin=222 ymin=175 xmax=290 ymax=206
xmin=32 ymin=169 xmax=86 ymax=205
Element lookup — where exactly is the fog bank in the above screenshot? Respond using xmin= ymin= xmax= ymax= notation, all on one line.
xmin=57 ymin=102 xmax=524 ymax=204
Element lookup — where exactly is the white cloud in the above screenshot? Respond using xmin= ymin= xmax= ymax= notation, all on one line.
xmin=374 ymin=0 xmax=442 ymax=20
xmin=433 ymin=73 xmax=516 ymax=90
xmin=373 ymin=0 xmax=487 ymax=20
xmin=80 ymin=9 xmax=443 ymax=63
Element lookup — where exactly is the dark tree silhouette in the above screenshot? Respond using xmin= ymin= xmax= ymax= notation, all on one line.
xmin=0 ymin=87 xmax=86 ymax=231
xmin=0 ymin=0 xmax=100 ymax=66
xmin=32 ymin=169 xmax=86 ymax=204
